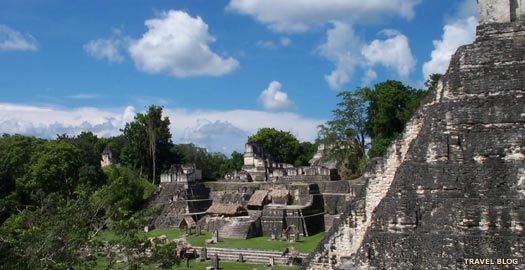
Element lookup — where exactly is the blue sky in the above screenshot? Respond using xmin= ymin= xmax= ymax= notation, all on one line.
xmin=0 ymin=0 xmax=478 ymax=153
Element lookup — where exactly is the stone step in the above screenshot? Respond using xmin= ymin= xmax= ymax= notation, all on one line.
xmin=218 ymin=221 xmax=253 ymax=239
xmin=196 ymin=246 xmax=309 ymax=266
xmin=205 ymin=247 xmax=309 ymax=258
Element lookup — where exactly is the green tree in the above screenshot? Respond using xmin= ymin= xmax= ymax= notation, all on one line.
xmin=318 ymin=90 xmax=367 ymax=177
xmin=170 ymin=144 xmax=228 ymax=181
xmin=0 ymin=193 xmax=99 ymax=270
xmin=295 ymin=141 xmax=317 ymax=167
xmin=57 ymin=132 xmax=107 ymax=189
xmin=16 ymin=140 xmax=84 ymax=204
xmin=121 ymin=105 xmax=172 ymax=183
xmin=146 ymin=106 xmax=170 ymax=184
xmin=93 ymin=165 xmax=155 ymax=221
xmin=0 ymin=134 xmax=44 ymax=222
xmin=103 ymin=209 xmax=180 ymax=270
xmin=248 ymin=128 xmax=305 ymax=165
xmin=362 ymin=80 xmax=427 ymax=157
xmin=121 ymin=116 xmax=149 ymax=175
xmin=219 ymin=151 xmax=244 ymax=176
xmin=425 ymin=73 xmax=443 ymax=92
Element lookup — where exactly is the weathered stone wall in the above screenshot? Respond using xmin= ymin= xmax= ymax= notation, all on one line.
xmin=147 ymin=183 xmax=211 ymax=228
xmin=305 ymin=21 xmax=525 ymax=270
xmin=479 ymin=0 xmax=511 ymax=24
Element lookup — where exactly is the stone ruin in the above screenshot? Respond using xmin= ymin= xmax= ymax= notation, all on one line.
xmin=225 ymin=142 xmax=340 ymax=182
xmin=147 ymin=163 xmax=212 ymax=229
xmin=160 ymin=163 xmax=202 ymax=187
xmin=304 ymin=1 xmax=525 ymax=269
xmin=146 ymin=141 xmax=363 ymax=243
xmin=100 ymin=147 xmax=116 ymax=167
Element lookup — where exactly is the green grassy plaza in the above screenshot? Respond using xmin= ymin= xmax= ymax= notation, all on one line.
xmin=99 ymin=229 xmax=324 ymax=253
xmin=96 ymin=228 xmax=324 ymax=269
xmin=145 ymin=229 xmax=324 ymax=253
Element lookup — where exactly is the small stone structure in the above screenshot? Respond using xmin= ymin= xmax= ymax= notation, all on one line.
xmin=178 ymin=217 xmax=196 ymax=234
xmin=160 ymin=163 xmax=202 ymax=185
xmin=247 ymin=190 xmax=269 ymax=210
xmin=206 ymin=203 xmax=248 ymax=217
xmin=100 ymin=147 xmax=116 ymax=167
xmin=226 ymin=142 xmax=339 ymax=182
xmin=478 ymin=0 xmax=524 ymax=24
xmin=146 ymin=163 xmax=211 ymax=229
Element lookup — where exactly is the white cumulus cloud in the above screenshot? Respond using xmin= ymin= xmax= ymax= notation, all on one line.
xmin=317 ymin=22 xmax=364 ymax=90
xmin=227 ymin=0 xmax=421 ymax=32
xmin=318 ymin=23 xmax=415 ymax=89
xmin=362 ymin=30 xmax=416 ymax=78
xmin=258 ymin=81 xmax=295 ymax=112
xmin=84 ymin=38 xmax=125 ymax=63
xmin=422 ymin=0 xmax=477 ymax=81
xmin=0 ymin=25 xmax=37 ymax=52
xmin=129 ymin=10 xmax=239 ymax=77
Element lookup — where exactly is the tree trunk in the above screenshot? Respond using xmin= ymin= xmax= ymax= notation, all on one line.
xmin=152 ymin=148 xmax=156 ymax=184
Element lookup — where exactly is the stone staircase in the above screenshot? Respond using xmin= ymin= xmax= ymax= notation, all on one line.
xmin=218 ymin=220 xmax=251 ymax=239
xmin=198 ymin=247 xmax=309 ymax=265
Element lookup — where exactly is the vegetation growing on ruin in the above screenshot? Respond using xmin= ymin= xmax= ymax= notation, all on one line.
xmin=318 ymin=78 xmax=438 ymax=178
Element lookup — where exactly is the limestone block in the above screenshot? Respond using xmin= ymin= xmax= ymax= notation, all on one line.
xmin=478 ymin=0 xmax=511 ymax=24
xmin=512 ymin=0 xmax=525 ymax=21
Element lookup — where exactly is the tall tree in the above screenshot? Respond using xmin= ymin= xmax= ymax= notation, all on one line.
xmin=219 ymin=151 xmax=244 ymax=176
xmin=362 ymin=80 xmax=427 ymax=157
xmin=170 ymin=144 xmax=224 ymax=181
xmin=16 ymin=140 xmax=84 ymax=204
xmin=0 ymin=134 xmax=44 ymax=222
xmin=145 ymin=106 xmax=170 ymax=183
xmin=248 ymin=128 xmax=306 ymax=165
xmin=318 ymin=90 xmax=367 ymax=177
xmin=121 ymin=105 xmax=171 ymax=183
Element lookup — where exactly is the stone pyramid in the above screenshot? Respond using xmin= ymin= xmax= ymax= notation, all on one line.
xmin=306 ymin=1 xmax=525 ymax=269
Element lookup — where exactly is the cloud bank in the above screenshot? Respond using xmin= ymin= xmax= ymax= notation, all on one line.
xmin=227 ymin=0 xmax=420 ymax=32
xmin=0 ymin=103 xmax=322 ymax=153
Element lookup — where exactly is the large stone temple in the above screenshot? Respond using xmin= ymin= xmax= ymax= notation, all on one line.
xmin=304 ymin=0 xmax=525 ymax=269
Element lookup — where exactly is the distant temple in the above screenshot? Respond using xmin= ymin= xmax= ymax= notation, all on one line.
xmin=225 ymin=142 xmax=339 ymax=182
xmin=160 ymin=164 xmax=202 ymax=186
xmin=100 ymin=147 xmax=116 ymax=167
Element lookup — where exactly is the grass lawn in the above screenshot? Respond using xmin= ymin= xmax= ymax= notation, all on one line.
xmin=214 ymin=232 xmax=324 ymax=253
xmin=95 ymin=229 xmax=321 ymax=269
xmin=99 ymin=229 xmax=323 ymax=253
